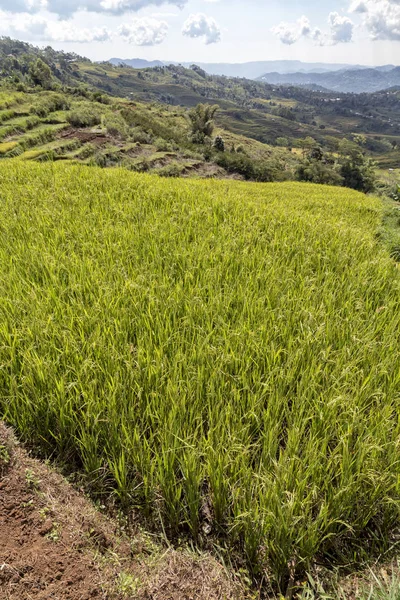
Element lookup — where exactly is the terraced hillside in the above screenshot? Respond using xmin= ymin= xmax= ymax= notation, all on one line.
xmin=0 ymin=88 xmax=299 ymax=180
xmin=1 ymin=161 xmax=400 ymax=592
xmin=1 ymin=37 xmax=399 ymax=179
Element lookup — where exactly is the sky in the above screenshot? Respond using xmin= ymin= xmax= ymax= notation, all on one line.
xmin=0 ymin=0 xmax=399 ymax=66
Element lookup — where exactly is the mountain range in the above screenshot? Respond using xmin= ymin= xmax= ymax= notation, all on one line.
xmin=109 ymin=59 xmax=368 ymax=79
xmin=257 ymin=67 xmax=400 ymax=94
xmin=108 ymin=58 xmax=399 ymax=94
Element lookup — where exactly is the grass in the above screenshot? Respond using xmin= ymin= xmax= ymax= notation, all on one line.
xmin=0 ymin=141 xmax=18 ymax=155
xmin=376 ymin=199 xmax=400 ymax=262
xmin=0 ymin=161 xmax=400 ymax=592
xmin=0 ymin=91 xmax=24 ymax=110
xmin=299 ymin=562 xmax=400 ymax=599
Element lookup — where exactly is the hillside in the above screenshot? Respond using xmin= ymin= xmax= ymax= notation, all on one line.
xmin=75 ymin=61 xmax=400 ymax=139
xmin=1 ymin=58 xmax=400 ymax=192
xmin=2 ymin=38 xmax=400 ymax=144
xmin=0 ymin=88 xmax=300 ymax=181
xmin=1 ymin=160 xmax=400 ymax=594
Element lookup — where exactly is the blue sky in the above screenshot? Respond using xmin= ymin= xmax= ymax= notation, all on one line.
xmin=0 ymin=0 xmax=399 ymax=65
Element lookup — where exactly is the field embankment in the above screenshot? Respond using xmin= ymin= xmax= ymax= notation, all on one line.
xmin=0 ymin=162 xmax=399 ymax=592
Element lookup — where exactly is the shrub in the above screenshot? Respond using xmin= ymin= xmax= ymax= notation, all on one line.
xmin=130 ymin=127 xmax=153 ymax=145
xmin=92 ymin=92 xmax=111 ymax=105
xmin=104 ymin=114 xmax=129 ymax=139
xmin=31 ymin=95 xmax=70 ymax=118
xmin=187 ymin=103 xmax=219 ymax=143
xmin=213 ymin=135 xmax=225 ymax=152
xmin=67 ymin=105 xmax=102 ymax=128
xmin=276 ymin=137 xmax=289 ymax=147
xmin=214 ymin=151 xmax=275 ymax=182
xmin=130 ymin=158 xmax=150 ymax=172
xmin=296 ymin=161 xmax=343 ymax=186
xmin=156 ymin=163 xmax=184 ymax=177
xmin=75 ymin=143 xmax=96 ymax=160
xmin=154 ymin=137 xmax=173 ymax=152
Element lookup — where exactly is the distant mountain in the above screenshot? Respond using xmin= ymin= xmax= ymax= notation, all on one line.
xmin=108 ymin=59 xmax=365 ymax=79
xmin=257 ymin=67 xmax=400 ymax=94
xmin=109 ymin=57 xmax=164 ymax=69
xmin=375 ymin=65 xmax=397 ymax=72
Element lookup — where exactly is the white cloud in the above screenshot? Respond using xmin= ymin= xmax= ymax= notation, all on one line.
xmin=25 ymin=0 xmax=47 ymax=9
xmin=272 ymin=12 xmax=354 ymax=46
xmin=150 ymin=11 xmax=178 ymax=18
xmin=0 ymin=0 xmax=187 ymax=17
xmin=0 ymin=9 xmax=111 ymax=41
xmin=271 ymin=21 xmax=300 ymax=45
xmin=48 ymin=23 xmax=111 ymax=42
xmin=298 ymin=15 xmax=311 ymax=37
xmin=328 ymin=11 xmax=354 ymax=44
xmin=118 ymin=16 xmax=168 ymax=45
xmin=182 ymin=13 xmax=221 ymax=44
xmin=350 ymin=0 xmax=400 ymax=41
xmin=271 ymin=16 xmax=315 ymax=45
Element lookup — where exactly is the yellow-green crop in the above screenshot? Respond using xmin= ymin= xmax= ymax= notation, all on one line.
xmin=0 ymin=161 xmax=399 ymax=588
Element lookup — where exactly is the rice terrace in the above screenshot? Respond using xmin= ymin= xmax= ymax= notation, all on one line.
xmin=1 ymin=157 xmax=400 ymax=597
xmin=1 ymin=25 xmax=400 ymax=599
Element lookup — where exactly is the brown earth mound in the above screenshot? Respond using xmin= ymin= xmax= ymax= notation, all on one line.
xmin=60 ymin=128 xmax=109 ymax=145
xmin=0 ymin=422 xmax=244 ymax=600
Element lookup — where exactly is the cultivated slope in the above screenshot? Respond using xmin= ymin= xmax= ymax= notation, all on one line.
xmin=0 ymin=163 xmax=400 ymax=590
xmin=0 ymin=88 xmax=296 ymax=180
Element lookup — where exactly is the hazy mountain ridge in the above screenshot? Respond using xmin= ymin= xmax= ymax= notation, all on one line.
xmin=258 ymin=67 xmax=400 ymax=94
xmin=109 ymin=58 xmax=399 ymax=93
xmin=108 ymin=58 xmax=368 ymax=79
xmin=109 ymin=58 xmax=164 ymax=69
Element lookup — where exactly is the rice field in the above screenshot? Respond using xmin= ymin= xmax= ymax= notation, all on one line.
xmin=0 ymin=161 xmax=400 ymax=589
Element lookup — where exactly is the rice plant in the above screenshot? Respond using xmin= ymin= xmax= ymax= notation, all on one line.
xmin=0 ymin=161 xmax=399 ymax=590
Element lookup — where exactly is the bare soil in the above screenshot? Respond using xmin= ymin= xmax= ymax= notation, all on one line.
xmin=60 ymin=128 xmax=109 ymax=145
xmin=0 ymin=422 xmax=245 ymax=600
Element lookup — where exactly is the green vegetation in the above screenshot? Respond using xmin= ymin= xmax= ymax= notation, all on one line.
xmin=1 ymin=35 xmax=400 ymax=596
xmin=0 ymin=87 xmax=299 ymax=181
xmin=0 ymin=86 xmax=387 ymax=190
xmin=1 ymin=36 xmax=399 ymax=191
xmin=0 ymin=161 xmax=400 ymax=593
xmin=67 ymin=102 xmax=102 ymax=128
xmin=187 ymin=102 xmax=218 ymax=143
xmin=300 ymin=562 xmax=400 ymax=600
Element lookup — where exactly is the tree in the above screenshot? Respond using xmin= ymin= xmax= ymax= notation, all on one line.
xmin=276 ymin=137 xmax=289 ymax=147
xmin=213 ymin=135 xmax=225 ymax=152
xmin=339 ymin=153 xmax=376 ymax=193
xmin=296 ymin=161 xmax=343 ymax=186
xmin=353 ymin=133 xmax=367 ymax=147
xmin=338 ymin=139 xmax=376 ymax=193
xmin=29 ymin=58 xmax=52 ymax=89
xmin=298 ymin=136 xmax=316 ymax=157
xmin=296 ymin=144 xmax=343 ymax=186
xmin=187 ymin=103 xmax=219 ymax=144
xmin=308 ymin=145 xmax=324 ymax=162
